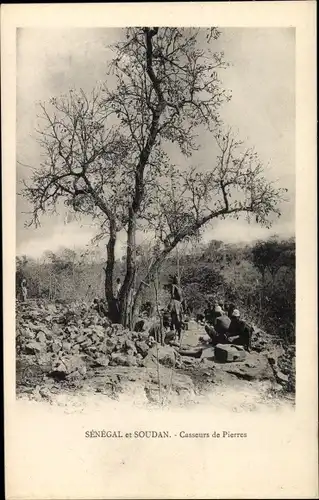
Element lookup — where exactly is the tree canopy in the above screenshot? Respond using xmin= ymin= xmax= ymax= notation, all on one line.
xmin=22 ymin=27 xmax=288 ymax=327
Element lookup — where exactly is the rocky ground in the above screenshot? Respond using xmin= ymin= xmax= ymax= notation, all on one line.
xmin=16 ymin=300 xmax=295 ymax=410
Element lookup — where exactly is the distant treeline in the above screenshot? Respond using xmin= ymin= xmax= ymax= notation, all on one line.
xmin=16 ymin=236 xmax=295 ymax=343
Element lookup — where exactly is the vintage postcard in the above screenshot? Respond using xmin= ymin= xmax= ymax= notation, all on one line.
xmin=2 ymin=2 xmax=317 ymax=498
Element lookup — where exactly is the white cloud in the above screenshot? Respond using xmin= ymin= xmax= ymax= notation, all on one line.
xmin=17 ymin=217 xmax=295 ymax=260
xmin=16 ymin=222 xmax=95 ymax=259
xmin=203 ymin=218 xmax=295 ymax=245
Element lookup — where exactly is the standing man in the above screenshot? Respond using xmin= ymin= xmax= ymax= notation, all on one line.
xmin=170 ymin=275 xmax=182 ymax=301
xmin=111 ymin=277 xmax=122 ymax=323
xmin=20 ymin=278 xmax=28 ymax=302
xmin=114 ymin=278 xmax=121 ymax=299
xmin=169 ymin=275 xmax=183 ymax=341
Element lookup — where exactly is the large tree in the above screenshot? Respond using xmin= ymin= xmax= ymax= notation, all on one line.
xmin=23 ymin=27 xmax=286 ymax=327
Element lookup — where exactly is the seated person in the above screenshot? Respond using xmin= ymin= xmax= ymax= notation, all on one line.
xmin=227 ymin=309 xmax=252 ymax=351
xmin=205 ymin=306 xmax=231 ymax=345
xmin=214 ymin=306 xmax=231 ymax=334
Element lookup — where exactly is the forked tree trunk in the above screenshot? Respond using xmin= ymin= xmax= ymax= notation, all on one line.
xmin=131 ymin=246 xmax=172 ymax=324
xmin=104 ymin=219 xmax=120 ymax=323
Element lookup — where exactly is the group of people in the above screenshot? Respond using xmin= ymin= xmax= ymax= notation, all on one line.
xmin=203 ymin=301 xmax=253 ymax=351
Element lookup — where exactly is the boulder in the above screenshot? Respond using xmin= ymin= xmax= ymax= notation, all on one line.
xmin=274 ymin=369 xmax=289 ymax=385
xmin=35 ymin=352 xmax=53 ymax=372
xmin=110 ymin=352 xmax=130 ymax=367
xmin=214 ymin=352 xmax=275 ymax=382
xmin=93 ymin=325 xmax=105 ymax=337
xmin=127 ymin=355 xmax=137 ymax=367
xmin=143 ymin=345 xmax=180 ymax=369
xmin=94 ymin=355 xmax=110 ymax=367
xmin=62 ymin=341 xmax=72 ymax=353
xmin=31 ymin=324 xmax=49 ymax=334
xmin=51 ymin=324 xmax=63 ymax=336
xmin=135 ymin=340 xmax=149 ymax=358
xmin=81 ymin=339 xmax=93 ymax=349
xmin=36 ymin=331 xmax=47 ymax=344
xmin=50 ymin=354 xmax=87 ymax=377
xmin=200 ymin=347 xmax=215 ymax=361
xmin=24 ymin=341 xmax=44 ymax=354
xmin=124 ymin=338 xmax=137 ymax=354
xmin=135 ymin=353 xmax=144 ymax=366
xmin=266 ymin=345 xmax=285 ymax=366
xmin=51 ymin=340 xmax=62 ymax=354
xmin=138 ymin=331 xmax=150 ymax=341
xmin=75 ymin=334 xmax=87 ymax=344
xmin=126 ymin=349 xmax=136 ymax=358
xmin=134 ymin=319 xmax=146 ymax=332
xmin=112 ymin=324 xmax=125 ymax=335
xmin=22 ymin=328 xmax=36 ymax=340
xmin=66 ymin=370 xmax=83 ymax=381
xmin=214 ymin=344 xmax=246 ymax=363
xmin=39 ymin=387 xmax=52 ymax=401
xmin=90 ymin=334 xmax=101 ymax=344
xmin=182 ymin=357 xmax=198 ymax=366
xmin=104 ymin=337 xmax=118 ymax=352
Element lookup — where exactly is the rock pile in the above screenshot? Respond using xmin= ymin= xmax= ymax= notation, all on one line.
xmin=16 ymin=300 xmax=178 ymax=382
xmin=16 ymin=300 xmax=295 ymax=398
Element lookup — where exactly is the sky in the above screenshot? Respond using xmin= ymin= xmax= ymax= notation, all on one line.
xmin=16 ymin=27 xmax=295 ymax=259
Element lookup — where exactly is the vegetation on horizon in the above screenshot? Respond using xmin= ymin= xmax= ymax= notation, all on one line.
xmin=16 ymin=236 xmax=295 ymax=345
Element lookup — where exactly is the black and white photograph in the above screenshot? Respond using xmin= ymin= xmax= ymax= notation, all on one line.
xmin=2 ymin=3 xmax=317 ymax=498
xmin=16 ymin=26 xmax=296 ymax=410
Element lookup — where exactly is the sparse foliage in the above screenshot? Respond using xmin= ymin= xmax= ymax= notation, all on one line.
xmin=22 ymin=28 xmax=287 ymax=327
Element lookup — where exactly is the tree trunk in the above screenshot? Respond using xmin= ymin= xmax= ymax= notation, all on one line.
xmin=119 ymin=209 xmax=137 ymax=328
xmin=104 ymin=219 xmax=118 ymax=322
xmin=132 ymin=246 xmax=171 ymax=324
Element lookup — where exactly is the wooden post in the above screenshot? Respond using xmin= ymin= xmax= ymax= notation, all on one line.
xmin=153 ymin=269 xmax=163 ymax=405
xmin=153 ymin=269 xmax=164 ymax=345
xmin=176 ymin=245 xmax=180 ymax=286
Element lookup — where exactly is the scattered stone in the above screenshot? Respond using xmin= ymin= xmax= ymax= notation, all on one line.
xmin=275 ymin=370 xmax=289 ymax=385
xmin=75 ymin=334 xmax=87 ymax=344
xmin=62 ymin=341 xmax=72 ymax=353
xmin=36 ymin=331 xmax=47 ymax=344
xmin=124 ymin=338 xmax=136 ymax=353
xmin=112 ymin=324 xmax=124 ymax=335
xmin=39 ymin=387 xmax=52 ymax=401
xmin=182 ymin=357 xmax=198 ymax=366
xmin=111 ymin=352 xmax=129 ymax=366
xmin=51 ymin=340 xmax=62 ymax=354
xmin=135 ymin=341 xmax=149 ymax=357
xmin=94 ymin=356 xmax=110 ymax=367
xmin=127 ymin=355 xmax=137 ymax=367
xmin=23 ymin=328 xmax=36 ymax=340
xmin=81 ymin=339 xmax=93 ymax=349
xmin=35 ymin=352 xmax=53 ymax=372
xmin=24 ymin=341 xmax=43 ymax=354
xmin=16 ymin=300 xmax=294 ymax=398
